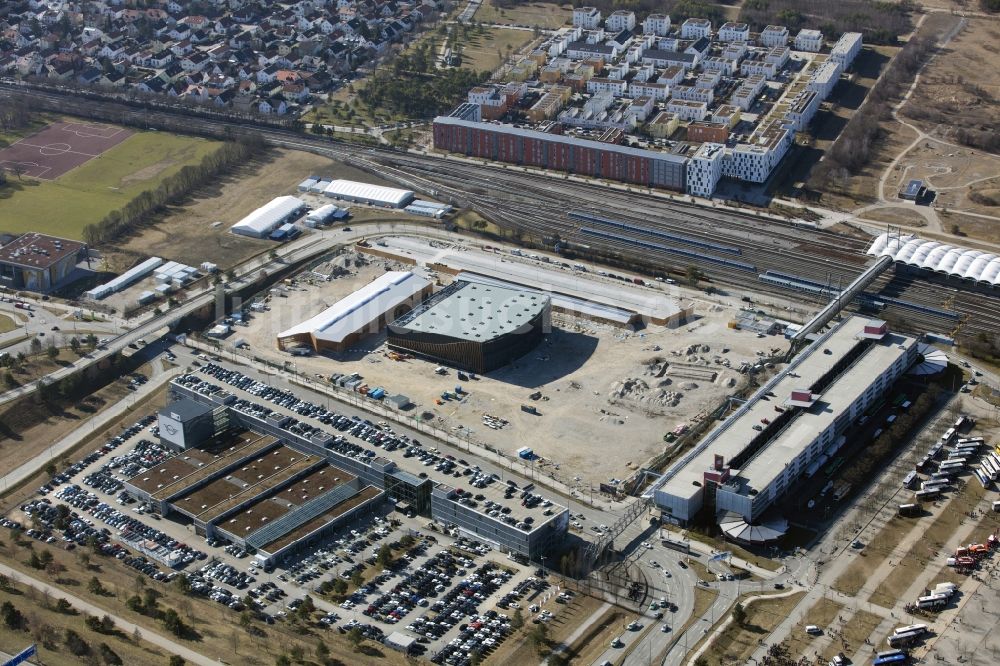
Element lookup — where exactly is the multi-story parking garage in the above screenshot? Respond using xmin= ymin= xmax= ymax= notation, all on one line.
xmin=646 ymin=316 xmax=918 ymax=538
xmin=129 ymin=371 xmax=570 ymax=561
xmin=387 ymin=280 xmax=551 ymax=374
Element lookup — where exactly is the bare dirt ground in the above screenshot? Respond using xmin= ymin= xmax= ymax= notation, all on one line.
xmin=903 ymin=17 xmax=1000 ymax=144
xmin=884 ymin=139 xmax=1000 ymax=218
xmin=235 ymin=249 xmax=780 ymax=488
xmin=117 ymin=149 xmax=396 ymax=269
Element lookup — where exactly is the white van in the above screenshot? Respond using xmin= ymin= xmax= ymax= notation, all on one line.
xmin=806 ymin=625 xmax=822 ymax=635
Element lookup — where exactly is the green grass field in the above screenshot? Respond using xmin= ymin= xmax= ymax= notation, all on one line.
xmin=0 ymin=129 xmax=219 ymax=240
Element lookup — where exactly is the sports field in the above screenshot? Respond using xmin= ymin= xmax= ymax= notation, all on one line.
xmin=0 ymin=126 xmax=219 ymax=240
xmin=0 ymin=121 xmax=132 ymax=179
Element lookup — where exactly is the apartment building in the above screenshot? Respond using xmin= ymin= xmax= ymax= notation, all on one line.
xmin=666 ymin=99 xmax=708 ymax=122
xmin=680 ymin=17 xmax=712 ymax=39
xmin=718 ymin=22 xmax=750 ymax=43
xmin=760 ymin=25 xmax=789 ymax=47
xmin=807 ymin=60 xmax=842 ymax=99
xmin=606 ymin=10 xmax=636 ymax=32
xmin=783 ymin=90 xmax=821 ymax=131
xmin=829 ymin=32 xmax=863 ymax=68
xmin=642 ymin=13 xmax=672 ymax=37
xmin=572 ymin=6 xmax=602 ymax=29
xmin=722 ymin=123 xmax=792 ymax=181
xmin=629 ymin=80 xmax=670 ymax=101
xmin=686 ymin=142 xmax=725 ymax=197
xmin=587 ymin=77 xmax=628 ymax=97
xmin=794 ymin=28 xmax=824 ymax=52
xmin=672 ymin=84 xmax=714 ymax=105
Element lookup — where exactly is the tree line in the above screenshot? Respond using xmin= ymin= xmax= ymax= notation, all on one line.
xmin=739 ymin=0 xmax=915 ymax=45
xmin=359 ymin=67 xmax=485 ymax=118
xmin=0 ymin=95 xmax=34 ymax=133
xmin=82 ymin=136 xmax=266 ymax=245
xmin=809 ymin=30 xmax=936 ymax=192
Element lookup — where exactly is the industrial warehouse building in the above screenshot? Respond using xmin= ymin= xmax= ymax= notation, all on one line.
xmin=230 ymin=196 xmax=306 ymax=238
xmin=322 ymin=179 xmax=415 ymax=208
xmin=433 ymin=112 xmax=688 ymax=191
xmin=133 ymin=378 xmax=570 ymax=560
xmin=276 ymin=271 xmax=433 ymax=353
xmin=646 ymin=316 xmax=918 ymax=540
xmin=387 ymin=280 xmax=551 ymax=374
xmin=0 ymin=233 xmax=87 ymax=293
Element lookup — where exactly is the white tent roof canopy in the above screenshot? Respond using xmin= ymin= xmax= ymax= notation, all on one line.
xmin=867 ymin=232 xmax=1000 ymax=285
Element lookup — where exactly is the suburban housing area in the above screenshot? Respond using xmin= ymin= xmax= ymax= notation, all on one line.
xmin=433 ymin=11 xmax=863 ymax=196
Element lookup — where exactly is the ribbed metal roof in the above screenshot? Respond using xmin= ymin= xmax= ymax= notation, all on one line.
xmin=867 ymin=233 xmax=1000 ymax=285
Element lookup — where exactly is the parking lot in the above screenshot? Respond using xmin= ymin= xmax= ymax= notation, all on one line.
xmin=5 ymin=381 xmax=561 ymax=660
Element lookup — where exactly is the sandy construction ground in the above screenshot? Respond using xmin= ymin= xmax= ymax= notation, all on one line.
xmin=233 ymin=247 xmax=784 ymax=488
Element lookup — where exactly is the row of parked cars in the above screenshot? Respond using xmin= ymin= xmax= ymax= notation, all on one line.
xmin=434 ymin=609 xmax=513 ymax=664
xmin=199 ymin=559 xmax=255 ymax=590
xmin=366 ymin=547 xmax=461 ymax=625
xmin=37 ymin=415 xmax=158 ymax=497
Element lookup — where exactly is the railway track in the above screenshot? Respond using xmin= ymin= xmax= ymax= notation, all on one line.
xmin=8 ymin=83 xmax=1000 ymax=341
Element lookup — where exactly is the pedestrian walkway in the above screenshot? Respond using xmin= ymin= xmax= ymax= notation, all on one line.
xmin=0 ymin=562 xmax=214 ymax=666
xmin=0 ymin=365 xmax=180 ymax=492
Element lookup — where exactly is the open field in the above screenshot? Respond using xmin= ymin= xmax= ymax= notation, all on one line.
xmin=0 ymin=576 xmax=170 ymax=666
xmin=0 ymin=128 xmax=218 ymax=239
xmin=0 ymin=314 xmax=15 ymax=334
xmin=117 ymin=149 xmax=399 ymax=269
xmin=701 ymin=592 xmax=805 ymax=665
xmin=821 ymin=609 xmax=884 ymax=662
xmin=473 ymin=0 xmax=571 ymax=29
xmin=903 ymin=17 xmax=1000 ymax=146
xmin=781 ymin=597 xmax=843 ymax=659
xmin=459 ymin=27 xmax=533 ymax=73
xmin=859 ymin=206 xmax=928 ymax=227
xmin=233 ymin=239 xmax=783 ymax=488
xmin=832 ymin=495 xmax=937 ymax=597
xmin=680 ymin=530 xmax=782 ymax=572
xmin=868 ymin=481 xmax=986 ymax=609
xmin=939 ymin=210 xmax=1000 ymax=244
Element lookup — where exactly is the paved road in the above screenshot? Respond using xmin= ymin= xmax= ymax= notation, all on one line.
xmin=0 ymin=561 xmax=216 ymax=666
xmin=0 ymin=359 xmax=179 ymax=492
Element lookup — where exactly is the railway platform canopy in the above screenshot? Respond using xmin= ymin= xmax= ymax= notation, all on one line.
xmin=868 ymin=233 xmax=1000 ymax=286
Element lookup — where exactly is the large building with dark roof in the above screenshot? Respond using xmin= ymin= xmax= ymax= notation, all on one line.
xmin=0 ymin=233 xmax=87 ymax=293
xmin=387 ymin=280 xmax=551 ymax=374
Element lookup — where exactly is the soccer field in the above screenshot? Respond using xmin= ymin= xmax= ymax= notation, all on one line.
xmin=0 ymin=128 xmax=219 ymax=240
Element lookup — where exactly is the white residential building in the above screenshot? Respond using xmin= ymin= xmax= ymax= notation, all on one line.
xmin=722 ymin=124 xmax=792 ymax=182
xmin=829 ymin=32 xmax=863 ymax=68
xmin=695 ymin=70 xmax=722 ymax=89
xmin=672 ymin=85 xmax=714 ymax=104
xmin=807 ymin=60 xmax=842 ymax=99
xmin=665 ymin=99 xmax=707 ymax=122
xmin=783 ymin=90 xmax=820 ymax=130
xmin=718 ymin=22 xmax=750 ymax=43
xmin=759 ymin=25 xmax=789 ymax=47
xmin=740 ymin=57 xmax=777 ymax=79
xmin=794 ymin=28 xmax=823 ymax=52
xmin=586 ymin=77 xmax=627 ymax=97
xmin=730 ymin=86 xmax=757 ymax=111
xmin=642 ymin=13 xmax=671 ymax=37
xmin=722 ymin=42 xmax=748 ymax=62
xmin=572 ymin=6 xmax=602 ymax=29
xmin=701 ymin=56 xmax=737 ymax=76
xmin=628 ymin=80 xmax=670 ymax=101
xmin=686 ymin=142 xmax=725 ymax=197
xmin=764 ymin=46 xmax=789 ymax=68
xmin=657 ymin=65 xmax=686 ymax=87
xmin=605 ymin=10 xmax=636 ymax=32
xmin=680 ymin=17 xmax=712 ymax=40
